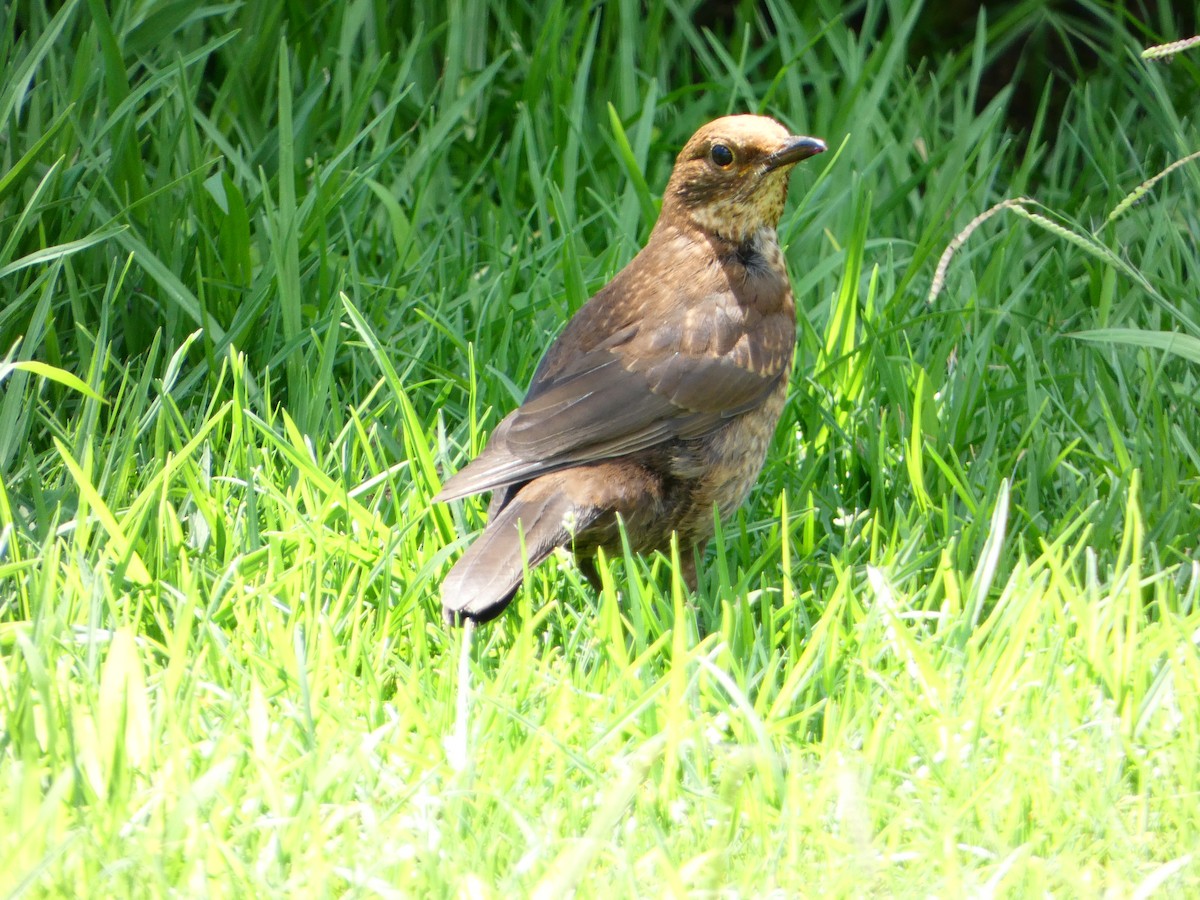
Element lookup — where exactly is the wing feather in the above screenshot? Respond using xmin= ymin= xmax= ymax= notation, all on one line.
xmin=435 ymin=286 xmax=792 ymax=503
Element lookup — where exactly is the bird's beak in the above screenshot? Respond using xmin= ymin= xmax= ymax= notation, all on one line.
xmin=763 ymin=136 xmax=826 ymax=171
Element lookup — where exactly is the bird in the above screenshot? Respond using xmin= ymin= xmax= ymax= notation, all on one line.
xmin=434 ymin=114 xmax=825 ymax=624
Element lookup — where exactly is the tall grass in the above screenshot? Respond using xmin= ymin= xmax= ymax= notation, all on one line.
xmin=1 ymin=0 xmax=1198 ymax=894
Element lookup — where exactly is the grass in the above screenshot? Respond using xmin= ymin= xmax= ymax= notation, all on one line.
xmin=1 ymin=0 xmax=1199 ymax=895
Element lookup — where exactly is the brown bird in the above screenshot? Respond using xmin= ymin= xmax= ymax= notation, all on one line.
xmin=435 ymin=114 xmax=825 ymax=623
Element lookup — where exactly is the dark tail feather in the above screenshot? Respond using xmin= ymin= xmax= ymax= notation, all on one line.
xmin=441 ymin=478 xmax=600 ymax=624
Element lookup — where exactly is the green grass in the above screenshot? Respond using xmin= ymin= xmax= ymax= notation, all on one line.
xmin=2 ymin=0 xmax=1199 ymax=895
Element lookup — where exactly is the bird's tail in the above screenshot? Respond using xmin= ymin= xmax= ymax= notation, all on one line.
xmin=441 ymin=477 xmax=602 ymax=624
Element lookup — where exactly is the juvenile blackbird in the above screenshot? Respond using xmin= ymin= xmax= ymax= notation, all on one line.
xmin=435 ymin=114 xmax=825 ymax=623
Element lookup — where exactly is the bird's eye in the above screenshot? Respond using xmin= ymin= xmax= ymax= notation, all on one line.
xmin=709 ymin=143 xmax=734 ymax=167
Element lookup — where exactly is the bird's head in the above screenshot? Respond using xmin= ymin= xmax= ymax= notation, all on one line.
xmin=659 ymin=115 xmax=825 ymax=244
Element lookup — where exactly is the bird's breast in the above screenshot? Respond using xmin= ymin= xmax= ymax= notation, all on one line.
xmin=670 ymin=352 xmax=792 ymax=541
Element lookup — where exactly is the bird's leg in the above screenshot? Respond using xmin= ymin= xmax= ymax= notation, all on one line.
xmin=679 ymin=545 xmax=699 ymax=593
xmin=579 ymin=542 xmax=699 ymax=595
xmin=578 ymin=555 xmax=604 ymax=591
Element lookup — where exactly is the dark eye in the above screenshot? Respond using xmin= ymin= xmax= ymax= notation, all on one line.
xmin=710 ymin=143 xmax=734 ymax=167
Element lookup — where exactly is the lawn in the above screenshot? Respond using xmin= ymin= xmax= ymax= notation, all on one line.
xmin=2 ymin=1 xmax=1199 ymax=896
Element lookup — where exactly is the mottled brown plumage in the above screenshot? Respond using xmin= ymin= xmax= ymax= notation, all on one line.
xmin=435 ymin=115 xmax=825 ymax=623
